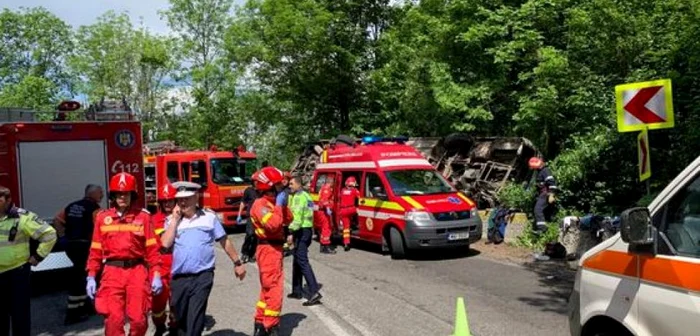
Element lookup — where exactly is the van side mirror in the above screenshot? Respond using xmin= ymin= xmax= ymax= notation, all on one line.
xmin=620 ymin=207 xmax=654 ymax=246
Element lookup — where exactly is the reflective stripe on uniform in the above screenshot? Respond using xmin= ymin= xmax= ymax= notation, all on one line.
xmin=146 ymin=238 xmax=157 ymax=246
xmin=255 ymin=228 xmax=266 ymax=236
xmin=256 ymin=301 xmax=267 ymax=309
xmin=101 ymin=224 xmax=144 ymax=233
xmin=264 ymin=309 xmax=280 ymax=317
xmin=91 ymin=242 xmax=102 ymax=249
xmin=152 ymin=310 xmax=166 ymax=318
xmin=31 ymin=224 xmax=52 ymax=240
xmin=155 ymin=228 xmax=165 ymax=235
xmin=261 ymin=212 xmax=273 ymax=224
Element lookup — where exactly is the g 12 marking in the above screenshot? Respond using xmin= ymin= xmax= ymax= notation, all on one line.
xmin=111 ymin=160 xmax=140 ymax=174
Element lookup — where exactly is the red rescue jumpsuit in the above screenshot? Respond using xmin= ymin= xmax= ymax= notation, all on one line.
xmin=338 ymin=187 xmax=360 ymax=246
xmin=314 ymin=183 xmax=334 ymax=246
xmin=151 ymin=212 xmax=175 ymax=329
xmin=251 ymin=196 xmax=292 ymax=330
xmin=87 ymin=208 xmax=161 ymax=336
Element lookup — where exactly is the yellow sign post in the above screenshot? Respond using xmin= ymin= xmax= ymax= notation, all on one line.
xmin=616 ymin=79 xmax=674 ymax=133
xmin=638 ymin=128 xmax=651 ymax=182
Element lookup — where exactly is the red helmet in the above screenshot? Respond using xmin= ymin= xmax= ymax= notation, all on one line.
xmin=158 ymin=183 xmax=176 ymax=201
xmin=109 ymin=172 xmax=137 ymax=192
xmin=345 ymin=176 xmax=357 ymax=187
xmin=528 ymin=157 xmax=544 ymax=170
xmin=253 ymin=166 xmax=285 ymax=191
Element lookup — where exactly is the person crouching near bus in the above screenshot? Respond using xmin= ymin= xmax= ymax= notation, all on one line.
xmin=250 ymin=166 xmax=293 ymax=336
xmin=85 ymin=172 xmax=163 ymax=336
xmin=151 ymin=183 xmax=177 ymax=336
xmin=338 ymin=177 xmax=360 ymax=252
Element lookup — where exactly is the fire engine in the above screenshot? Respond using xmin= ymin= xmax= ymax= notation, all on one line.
xmin=309 ymin=135 xmax=482 ymax=259
xmin=0 ymin=100 xmax=145 ymax=273
xmin=142 ymin=142 xmax=257 ymax=228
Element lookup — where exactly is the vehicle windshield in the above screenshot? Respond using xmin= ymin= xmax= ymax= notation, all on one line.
xmin=384 ymin=169 xmax=456 ymax=196
xmin=210 ymin=158 xmax=257 ymax=185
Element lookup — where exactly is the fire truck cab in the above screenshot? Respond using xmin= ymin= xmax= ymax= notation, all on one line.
xmin=144 ymin=146 xmax=257 ymax=228
xmin=0 ymin=101 xmax=145 ymax=273
xmin=310 ymin=136 xmax=482 ymax=259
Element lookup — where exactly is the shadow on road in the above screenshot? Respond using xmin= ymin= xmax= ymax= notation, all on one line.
xmin=341 ymin=239 xmax=480 ymax=261
xmin=517 ymin=259 xmax=576 ymax=315
xmin=207 ymin=313 xmax=305 ymax=336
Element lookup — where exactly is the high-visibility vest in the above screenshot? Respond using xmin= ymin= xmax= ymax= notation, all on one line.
xmin=289 ymin=191 xmax=314 ymax=231
xmin=0 ymin=207 xmax=57 ymax=273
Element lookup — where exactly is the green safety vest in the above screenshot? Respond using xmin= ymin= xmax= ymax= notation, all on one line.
xmin=289 ymin=191 xmax=314 ymax=231
xmin=0 ymin=207 xmax=57 ymax=274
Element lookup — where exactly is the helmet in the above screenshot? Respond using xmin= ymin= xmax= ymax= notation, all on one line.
xmin=158 ymin=183 xmax=177 ymax=201
xmin=528 ymin=157 xmax=544 ymax=170
xmin=109 ymin=172 xmax=137 ymax=192
xmin=253 ymin=166 xmax=284 ymax=191
xmin=345 ymin=176 xmax=357 ymax=187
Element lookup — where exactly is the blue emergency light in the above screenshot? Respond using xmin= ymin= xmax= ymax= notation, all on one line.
xmin=362 ymin=136 xmax=409 ymax=144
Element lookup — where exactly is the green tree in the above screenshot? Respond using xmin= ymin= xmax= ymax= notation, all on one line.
xmin=70 ymin=11 xmax=139 ymax=101
xmin=0 ymin=7 xmax=74 ymax=107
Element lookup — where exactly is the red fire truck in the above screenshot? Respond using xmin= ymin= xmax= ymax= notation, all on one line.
xmin=0 ymin=101 xmax=145 ymax=272
xmin=143 ymin=143 xmax=257 ymax=228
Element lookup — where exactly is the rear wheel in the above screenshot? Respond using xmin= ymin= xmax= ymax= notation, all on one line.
xmin=389 ymin=227 xmax=406 ymax=260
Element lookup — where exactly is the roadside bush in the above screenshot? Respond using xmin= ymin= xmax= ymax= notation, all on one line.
xmin=497 ymin=181 xmax=535 ymax=211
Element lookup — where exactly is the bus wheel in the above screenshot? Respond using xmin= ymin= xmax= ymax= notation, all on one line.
xmin=389 ymin=227 xmax=406 ymax=260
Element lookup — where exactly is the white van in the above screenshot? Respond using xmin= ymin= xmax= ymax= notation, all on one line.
xmin=569 ymin=155 xmax=700 ymax=336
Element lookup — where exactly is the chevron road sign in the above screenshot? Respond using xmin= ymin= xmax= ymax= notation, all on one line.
xmin=616 ymin=79 xmax=674 ymax=132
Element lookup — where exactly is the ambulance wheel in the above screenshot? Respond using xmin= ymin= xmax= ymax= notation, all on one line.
xmin=389 ymin=227 xmax=406 ymax=260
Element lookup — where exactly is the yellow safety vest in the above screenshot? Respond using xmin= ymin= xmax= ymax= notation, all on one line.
xmin=0 ymin=208 xmax=57 ymax=273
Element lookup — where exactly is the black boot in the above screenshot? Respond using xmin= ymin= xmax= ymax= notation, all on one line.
xmin=320 ymin=246 xmax=336 ymax=254
xmin=303 ymin=292 xmax=323 ymax=306
xmin=267 ymin=325 xmax=279 ymax=336
xmin=254 ymin=323 xmax=268 ymax=336
xmin=344 ymin=245 xmax=351 ymax=251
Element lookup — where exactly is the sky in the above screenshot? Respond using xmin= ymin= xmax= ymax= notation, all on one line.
xmin=0 ymin=0 xmax=243 ymax=35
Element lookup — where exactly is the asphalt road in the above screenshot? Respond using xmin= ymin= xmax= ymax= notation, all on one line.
xmin=29 ymin=233 xmax=574 ymax=336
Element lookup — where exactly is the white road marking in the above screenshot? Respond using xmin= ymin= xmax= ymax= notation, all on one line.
xmin=248 ymin=261 xmax=357 ymax=336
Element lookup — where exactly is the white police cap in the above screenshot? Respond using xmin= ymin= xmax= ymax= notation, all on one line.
xmin=171 ymin=181 xmax=202 ymax=198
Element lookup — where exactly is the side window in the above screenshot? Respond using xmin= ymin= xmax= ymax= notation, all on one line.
xmin=341 ymin=171 xmax=362 ymax=190
xmin=313 ymin=173 xmax=335 ymax=193
xmin=181 ymin=162 xmax=190 ymax=181
xmin=191 ymin=160 xmax=207 ymax=186
xmin=364 ymin=172 xmax=386 ymax=198
xmin=166 ymin=162 xmax=179 ymax=182
xmin=659 ymin=174 xmax=700 ymax=257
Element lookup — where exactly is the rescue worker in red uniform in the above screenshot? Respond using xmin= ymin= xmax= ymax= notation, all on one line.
xmin=338 ymin=177 xmax=360 ymax=251
xmin=151 ymin=183 xmax=177 ymax=336
xmin=250 ymin=166 xmax=293 ymax=336
xmin=314 ymin=178 xmax=336 ymax=254
xmin=86 ymin=172 xmax=162 ymax=336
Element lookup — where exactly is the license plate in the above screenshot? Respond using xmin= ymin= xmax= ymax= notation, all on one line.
xmin=448 ymin=232 xmax=470 ymax=241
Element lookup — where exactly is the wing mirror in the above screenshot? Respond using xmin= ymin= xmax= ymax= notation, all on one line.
xmin=620 ymin=207 xmax=654 ymax=246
